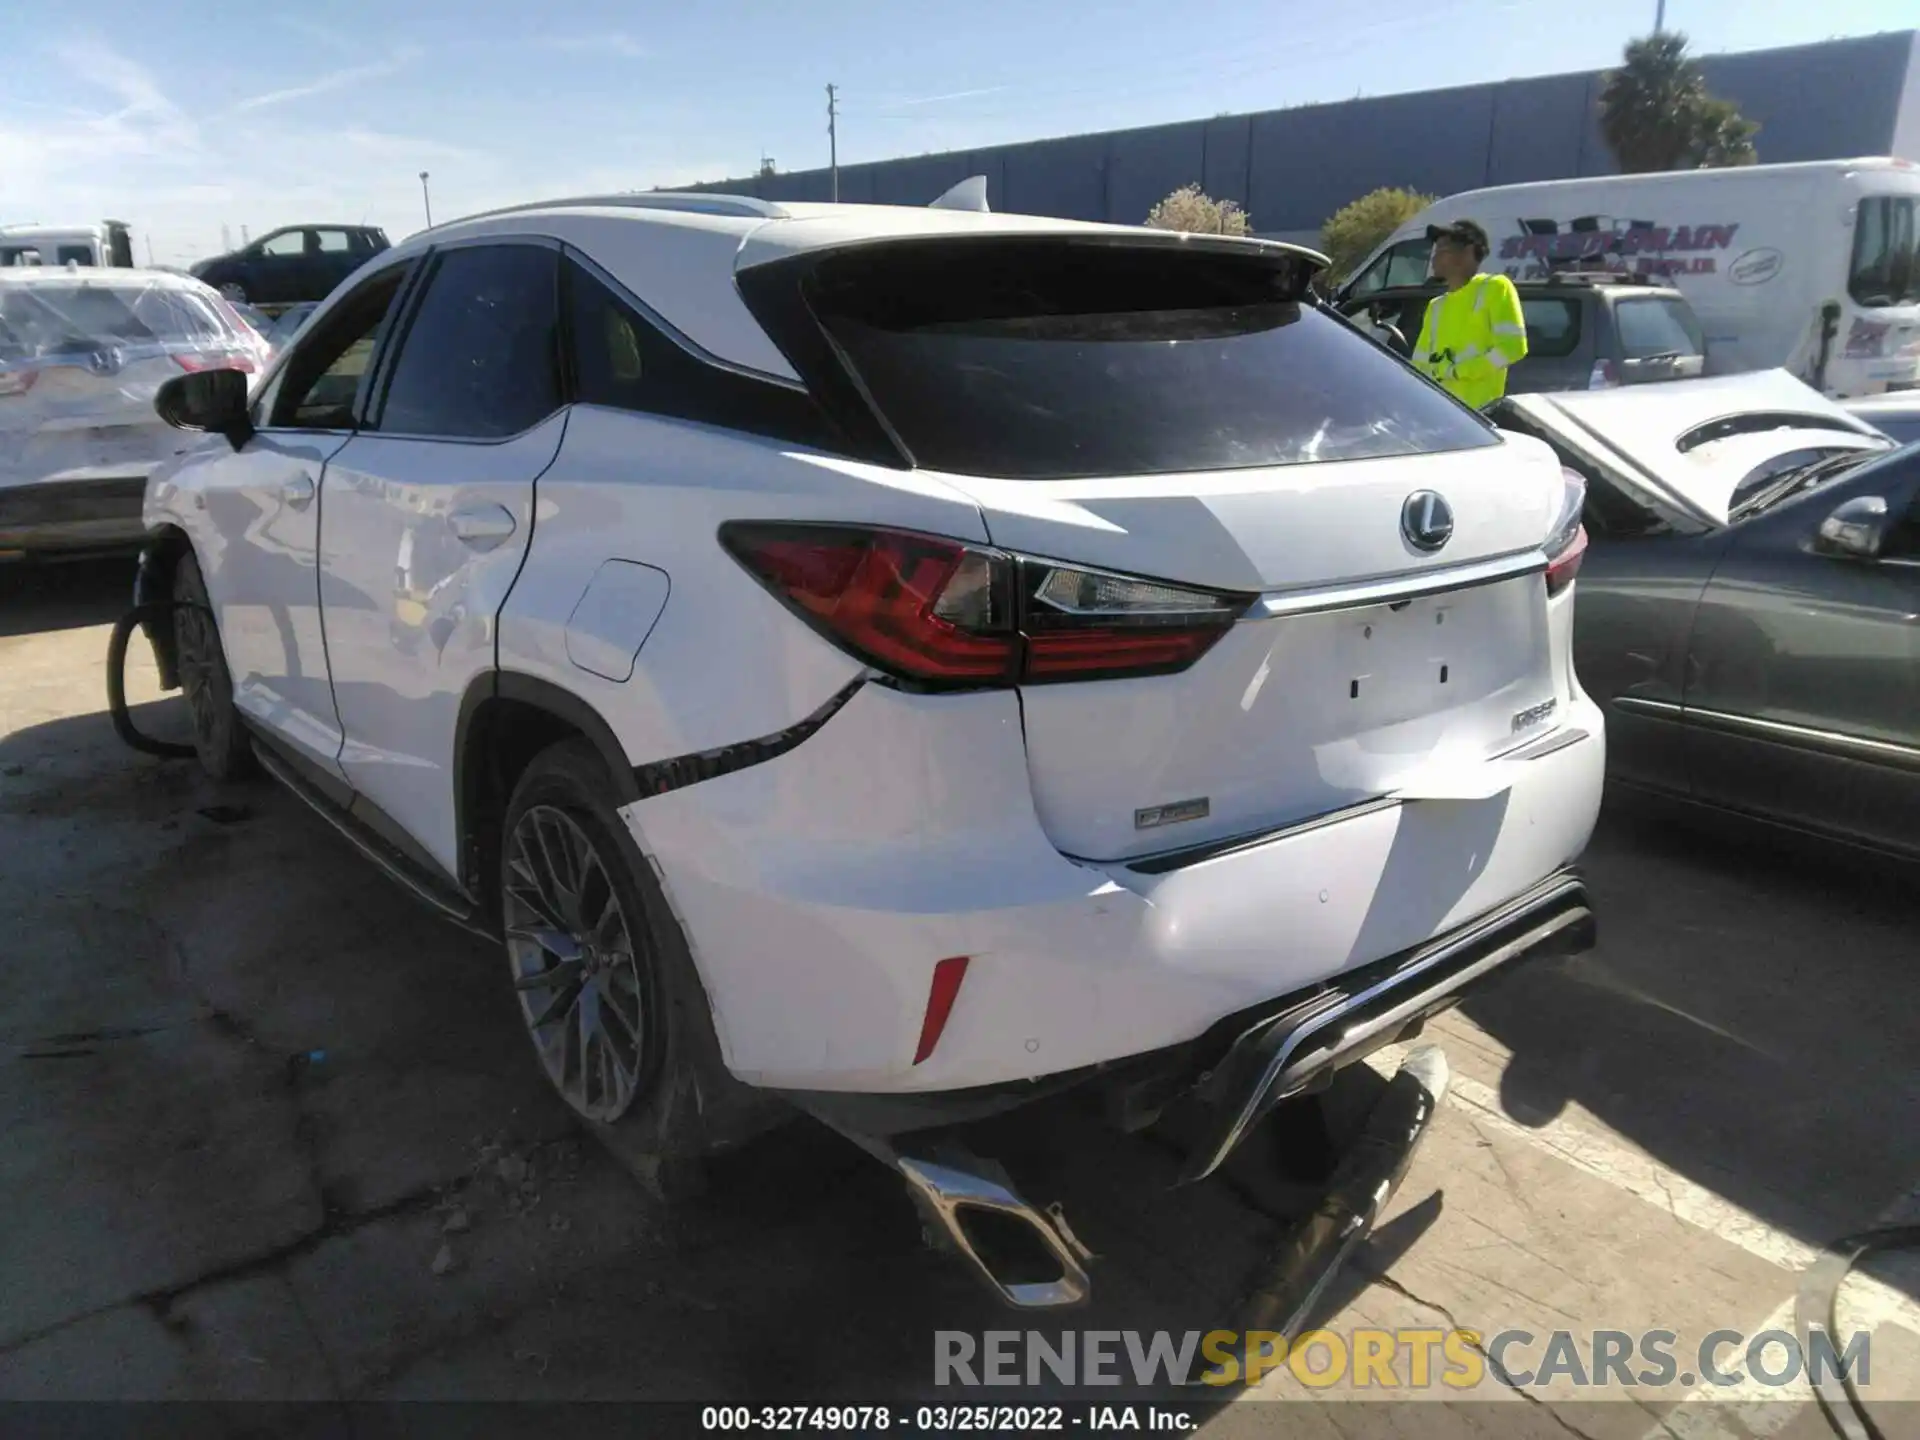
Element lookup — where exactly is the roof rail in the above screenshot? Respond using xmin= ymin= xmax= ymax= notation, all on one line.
xmin=432 ymin=192 xmax=789 ymax=230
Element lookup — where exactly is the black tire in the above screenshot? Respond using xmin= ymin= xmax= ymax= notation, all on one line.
xmin=171 ymin=553 xmax=257 ymax=782
xmin=499 ymin=738 xmax=759 ymax=1201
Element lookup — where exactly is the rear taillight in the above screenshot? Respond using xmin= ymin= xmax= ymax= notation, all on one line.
xmin=720 ymin=522 xmax=1250 ymax=687
xmin=1545 ymin=468 xmax=1588 ymax=597
xmin=0 ymin=369 xmax=36 ymax=397
xmin=174 ymin=351 xmax=256 ymax=375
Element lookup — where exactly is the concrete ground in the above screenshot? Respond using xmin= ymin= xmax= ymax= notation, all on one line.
xmin=1 ymin=558 xmax=1915 ymax=1436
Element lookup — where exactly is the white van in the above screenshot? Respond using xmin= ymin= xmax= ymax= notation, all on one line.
xmin=1340 ymin=158 xmax=1920 ymax=399
xmin=0 ymin=221 xmax=135 ymax=270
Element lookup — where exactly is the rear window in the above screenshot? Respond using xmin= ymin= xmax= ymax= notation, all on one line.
xmin=806 ymin=240 xmax=1498 ymax=480
xmin=1612 ymin=297 xmax=1705 ymax=360
xmin=1520 ymin=298 xmax=1582 ymax=359
xmin=0 ymin=282 xmax=239 ymax=361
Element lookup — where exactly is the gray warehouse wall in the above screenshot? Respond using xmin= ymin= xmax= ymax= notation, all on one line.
xmin=691 ymin=30 xmax=1918 ymax=232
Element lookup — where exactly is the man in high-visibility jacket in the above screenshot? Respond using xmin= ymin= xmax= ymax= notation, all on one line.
xmin=1413 ymin=220 xmax=1528 ymax=408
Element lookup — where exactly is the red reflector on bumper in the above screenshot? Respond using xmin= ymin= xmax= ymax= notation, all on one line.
xmin=912 ymin=955 xmax=971 ymax=1065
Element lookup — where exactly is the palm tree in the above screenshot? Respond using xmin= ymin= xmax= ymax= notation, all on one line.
xmin=1599 ymin=32 xmax=1758 ymax=173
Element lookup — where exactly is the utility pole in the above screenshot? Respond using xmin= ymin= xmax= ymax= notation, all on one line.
xmin=144 ymin=234 xmax=155 ymax=266
xmin=221 ymin=223 xmax=231 ymax=251
xmin=240 ymin=224 xmax=250 ymax=245
xmin=826 ymin=83 xmax=839 ymax=201
xmin=420 ymin=171 xmax=433 ymax=228
xmin=1654 ymin=0 xmax=1665 ymax=30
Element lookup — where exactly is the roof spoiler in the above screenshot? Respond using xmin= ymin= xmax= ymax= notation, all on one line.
xmin=929 ymin=176 xmax=990 ymax=213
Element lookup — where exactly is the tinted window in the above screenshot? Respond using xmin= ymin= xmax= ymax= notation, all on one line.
xmin=810 ymin=241 xmax=1497 ymax=481
xmin=564 ymin=258 xmax=837 ymax=448
xmin=1849 ymin=197 xmax=1918 ymax=307
xmin=260 ymin=231 xmax=305 ymax=258
xmin=379 ymin=244 xmax=560 ymax=439
xmin=1613 ymin=297 xmax=1704 ymax=359
xmin=1521 ymin=298 xmax=1582 ymax=359
xmin=55 ymin=245 xmax=95 ymax=266
xmin=269 ymin=267 xmax=410 ymax=429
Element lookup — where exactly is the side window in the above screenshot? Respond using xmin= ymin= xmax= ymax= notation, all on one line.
xmin=259 ymin=231 xmax=305 ymax=258
xmin=377 ymin=244 xmax=560 ymax=440
xmin=266 ymin=265 xmax=411 ymax=430
xmin=1383 ymin=238 xmax=1435 ymax=288
xmin=1349 ymin=239 xmax=1434 ymax=298
xmin=313 ymin=229 xmax=352 ymax=254
xmin=1521 ymin=298 xmax=1583 ymax=359
xmin=563 ymin=256 xmax=839 ymax=448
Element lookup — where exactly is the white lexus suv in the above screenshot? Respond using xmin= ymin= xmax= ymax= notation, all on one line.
xmin=137 ymin=192 xmax=1602 ymax=1308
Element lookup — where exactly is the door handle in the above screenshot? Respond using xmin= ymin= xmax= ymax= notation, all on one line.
xmin=449 ymin=504 xmax=517 ymax=550
xmin=283 ymin=473 xmax=315 ymax=510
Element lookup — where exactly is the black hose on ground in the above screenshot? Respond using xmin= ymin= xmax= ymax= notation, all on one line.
xmin=1799 ymin=1224 xmax=1920 ymax=1440
xmin=105 ymin=601 xmax=199 ymax=760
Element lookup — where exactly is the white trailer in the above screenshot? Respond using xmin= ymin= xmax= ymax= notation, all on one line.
xmin=1340 ymin=158 xmax=1920 ymax=398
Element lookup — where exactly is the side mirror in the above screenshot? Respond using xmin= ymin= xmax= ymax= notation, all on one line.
xmin=1812 ymin=494 xmax=1889 ymax=560
xmin=154 ymin=369 xmax=253 ymax=452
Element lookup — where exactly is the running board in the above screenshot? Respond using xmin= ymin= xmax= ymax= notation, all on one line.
xmin=1241 ymin=1045 xmax=1451 ymax=1334
xmin=249 ymin=737 xmax=495 ymax=942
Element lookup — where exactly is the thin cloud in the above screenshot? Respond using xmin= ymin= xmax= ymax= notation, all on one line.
xmin=543 ymin=32 xmax=649 ymax=59
xmin=233 ymin=49 xmax=419 ymax=112
xmin=885 ymin=86 xmax=1012 ymax=108
xmin=52 ymin=37 xmax=183 ymax=121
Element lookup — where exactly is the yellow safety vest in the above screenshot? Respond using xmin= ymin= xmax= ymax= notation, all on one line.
xmin=1413 ymin=274 xmax=1529 ymax=409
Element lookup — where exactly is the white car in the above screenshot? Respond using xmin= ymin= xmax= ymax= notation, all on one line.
xmin=1 ymin=268 xmax=266 ymax=557
xmin=138 ymin=193 xmax=1602 ymax=1306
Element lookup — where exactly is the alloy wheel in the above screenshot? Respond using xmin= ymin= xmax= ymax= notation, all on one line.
xmin=503 ymin=805 xmax=652 ymax=1122
xmin=173 ymin=603 xmax=226 ymax=757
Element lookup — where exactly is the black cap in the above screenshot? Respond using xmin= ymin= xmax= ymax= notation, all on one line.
xmin=1427 ymin=220 xmax=1491 ymax=258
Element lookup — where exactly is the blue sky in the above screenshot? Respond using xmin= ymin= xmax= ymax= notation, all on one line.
xmin=1 ymin=0 xmax=1912 ymax=266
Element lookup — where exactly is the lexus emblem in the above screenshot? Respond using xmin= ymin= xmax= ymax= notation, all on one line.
xmin=1401 ymin=490 xmax=1454 ymax=552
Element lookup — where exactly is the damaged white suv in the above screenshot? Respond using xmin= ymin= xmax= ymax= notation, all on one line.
xmin=135 ymin=192 xmax=1601 ymax=1308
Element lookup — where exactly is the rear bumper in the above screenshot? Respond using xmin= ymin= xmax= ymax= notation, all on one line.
xmin=0 ymin=476 xmax=149 ymax=555
xmin=623 ymin=680 xmax=1605 ymax=1095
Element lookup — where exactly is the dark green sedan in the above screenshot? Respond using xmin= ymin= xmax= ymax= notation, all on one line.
xmin=1491 ymin=369 xmax=1919 ymax=860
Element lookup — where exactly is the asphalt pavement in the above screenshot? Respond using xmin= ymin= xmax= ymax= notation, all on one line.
xmin=1 ymin=558 xmax=1914 ymax=1437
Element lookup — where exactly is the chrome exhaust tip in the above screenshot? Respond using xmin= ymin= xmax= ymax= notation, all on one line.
xmin=896 ymin=1153 xmax=1093 ymax=1310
